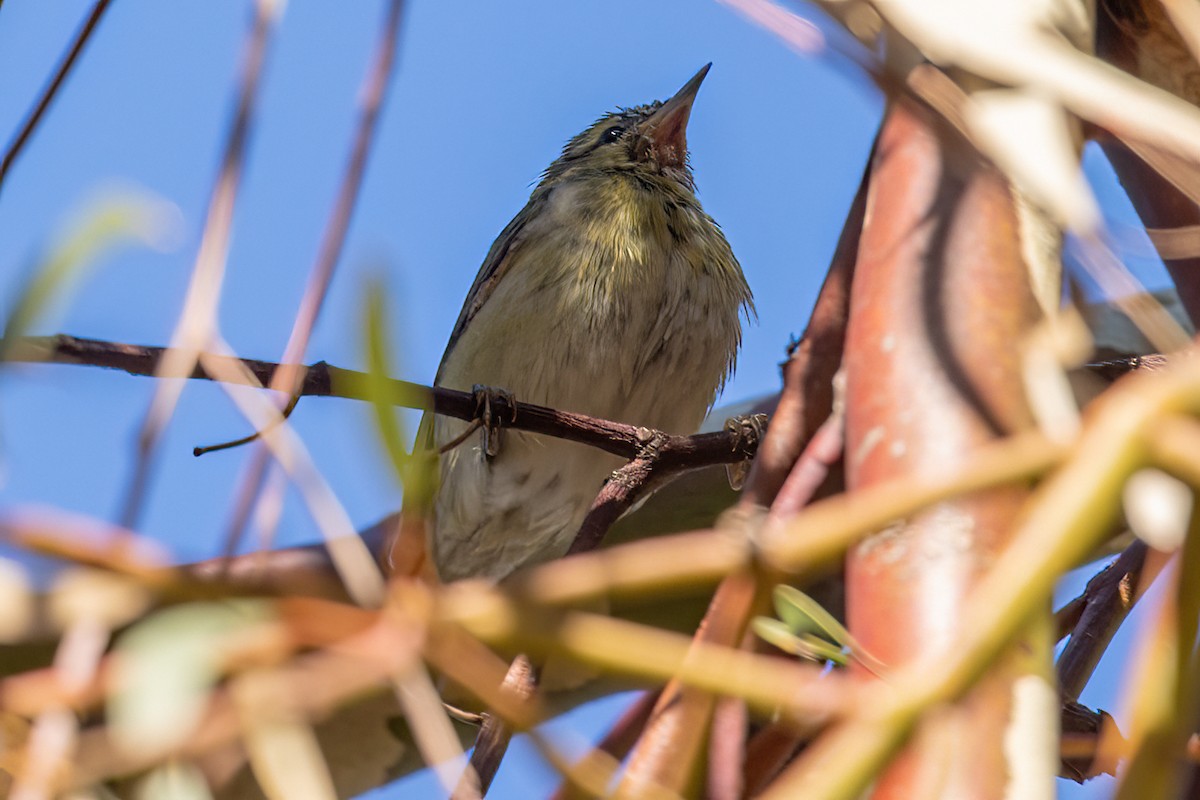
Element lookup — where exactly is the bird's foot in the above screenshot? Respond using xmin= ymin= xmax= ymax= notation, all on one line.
xmin=472 ymin=384 xmax=517 ymax=459
xmin=723 ymin=413 xmax=769 ymax=490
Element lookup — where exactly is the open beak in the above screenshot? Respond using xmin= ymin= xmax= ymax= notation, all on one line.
xmin=641 ymin=63 xmax=710 ymax=168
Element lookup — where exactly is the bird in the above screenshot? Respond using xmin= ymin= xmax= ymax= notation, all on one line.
xmin=427 ymin=64 xmax=753 ymax=582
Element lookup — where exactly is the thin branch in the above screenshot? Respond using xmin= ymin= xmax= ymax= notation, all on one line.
xmin=0 ymin=0 xmax=114 ymax=196
xmin=1056 ymin=540 xmax=1151 ymax=702
xmin=194 ymin=392 xmax=299 ymax=456
xmin=568 ymin=430 xmax=673 ymax=556
xmin=478 ymin=421 xmax=756 ymax=792
xmin=1088 ymin=353 xmax=1170 ymax=382
xmin=1061 ymin=701 xmax=1120 ymax=783
xmin=221 ymin=0 xmax=407 ymax=556
xmin=765 ymin=404 xmax=844 ymax=520
xmin=196 ymin=344 xmax=387 ymax=607
xmin=454 ymin=655 xmax=536 ymax=799
xmin=119 ymin=0 xmax=280 ymax=528
xmin=735 ymin=150 xmax=864 ymax=512
xmin=6 ymin=334 xmax=761 ymax=469
xmin=742 ymin=720 xmax=812 ymax=797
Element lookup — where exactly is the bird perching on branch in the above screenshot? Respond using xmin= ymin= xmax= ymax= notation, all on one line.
xmin=426 ymin=65 xmax=753 ymax=582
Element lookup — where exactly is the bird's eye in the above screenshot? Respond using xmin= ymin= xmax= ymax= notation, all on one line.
xmin=599 ymin=126 xmax=625 ymax=144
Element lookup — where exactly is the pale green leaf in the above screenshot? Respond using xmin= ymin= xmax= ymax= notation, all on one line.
xmin=136 ymin=761 xmax=213 ymax=800
xmin=1 ymin=189 xmax=179 ymax=356
xmin=797 ymin=634 xmax=849 ymax=666
xmin=235 ymin=671 xmax=338 ymax=800
xmin=109 ymin=600 xmax=273 ymax=759
xmin=774 ymin=584 xmax=852 ymax=647
xmin=751 ymin=616 xmax=802 ymax=653
xmin=752 ymin=617 xmax=848 ymax=665
xmin=360 ymin=278 xmax=435 ymax=511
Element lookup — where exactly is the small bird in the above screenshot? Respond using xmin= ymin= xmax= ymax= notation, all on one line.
xmin=429 ymin=64 xmax=753 ymax=582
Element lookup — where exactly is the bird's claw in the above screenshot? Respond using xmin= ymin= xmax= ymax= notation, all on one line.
xmin=472 ymin=384 xmax=517 ymax=459
xmin=723 ymin=413 xmax=769 ymax=490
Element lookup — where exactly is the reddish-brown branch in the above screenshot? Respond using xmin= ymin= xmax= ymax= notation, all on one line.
xmin=615 ymin=407 xmax=846 ymax=794
xmin=736 ymin=158 xmax=866 ymax=511
xmin=742 ymin=720 xmax=813 ymax=797
xmin=836 ymin=95 xmax=1044 ymax=800
xmin=766 ymin=407 xmax=845 ymax=519
xmin=707 ymin=694 xmax=749 ymax=800
xmin=617 ymin=570 xmax=762 ymax=795
xmin=567 ymin=433 xmax=668 ymax=555
xmin=0 ymin=0 xmax=114 ymax=195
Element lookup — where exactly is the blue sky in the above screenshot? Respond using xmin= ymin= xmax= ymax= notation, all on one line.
xmin=0 ymin=2 xmax=1172 ymax=797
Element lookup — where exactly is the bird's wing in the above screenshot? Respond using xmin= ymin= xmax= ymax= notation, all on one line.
xmin=434 ymin=192 xmax=547 ymax=384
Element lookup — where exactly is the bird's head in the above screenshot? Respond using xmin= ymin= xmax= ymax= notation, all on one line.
xmin=542 ymin=64 xmax=712 ymax=192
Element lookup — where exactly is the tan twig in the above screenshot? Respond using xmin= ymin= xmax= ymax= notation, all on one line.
xmin=119 ymin=0 xmax=281 ymax=529
xmin=221 ymin=0 xmax=407 ymax=557
xmin=436 ymin=590 xmax=847 ymax=726
xmin=548 ymin=690 xmax=660 ymax=800
xmin=196 ymin=344 xmax=386 ymax=608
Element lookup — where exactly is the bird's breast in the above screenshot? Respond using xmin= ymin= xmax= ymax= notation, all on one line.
xmin=440 ymin=176 xmax=740 ymax=433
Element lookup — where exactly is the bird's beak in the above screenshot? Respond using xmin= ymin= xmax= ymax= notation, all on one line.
xmin=641 ymin=63 xmax=710 ymax=168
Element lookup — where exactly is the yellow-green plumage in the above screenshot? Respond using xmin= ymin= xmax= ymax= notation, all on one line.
xmin=431 ymin=65 xmax=752 ymax=581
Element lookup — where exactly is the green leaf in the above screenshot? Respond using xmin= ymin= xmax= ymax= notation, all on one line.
xmin=752 ymin=616 xmax=801 ymax=653
xmin=751 ymin=617 xmax=848 ymax=665
xmin=109 ymin=600 xmax=273 ymax=759
xmin=360 ymin=278 xmax=435 ymax=512
xmin=796 ymin=634 xmax=849 ymax=666
xmin=774 ymin=584 xmax=853 ymax=647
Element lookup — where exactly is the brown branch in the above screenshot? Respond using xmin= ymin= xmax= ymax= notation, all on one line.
xmin=736 ymin=152 xmax=865 ymax=511
xmin=469 ymin=427 xmax=740 ymax=792
xmin=765 ymin=407 xmax=844 ymax=519
xmin=742 ymin=719 xmax=812 ymax=797
xmin=567 ymin=430 xmax=672 ymax=556
xmin=1056 ymin=540 xmax=1151 ymax=702
xmin=1060 ymin=701 xmax=1121 ymax=783
xmin=1087 ymin=353 xmax=1170 ymax=382
xmin=0 ymin=0 xmax=114 ymax=196
xmin=738 ymin=694 xmax=1115 ymax=790
xmin=454 ymin=655 xmax=536 ymax=799
xmin=5 ymin=334 xmax=760 ymax=469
